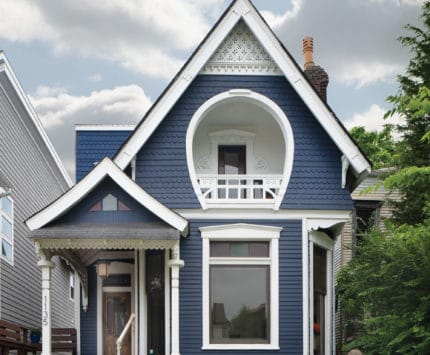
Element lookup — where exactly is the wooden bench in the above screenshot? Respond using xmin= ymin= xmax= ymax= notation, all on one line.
xmin=51 ymin=328 xmax=77 ymax=354
xmin=0 ymin=319 xmax=38 ymax=354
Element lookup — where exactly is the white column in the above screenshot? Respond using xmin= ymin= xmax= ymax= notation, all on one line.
xmin=168 ymin=242 xmax=184 ymax=355
xmin=38 ymin=254 xmax=55 ymax=355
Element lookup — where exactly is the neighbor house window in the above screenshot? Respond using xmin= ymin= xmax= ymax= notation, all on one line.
xmin=201 ymin=224 xmax=280 ymax=350
xmin=69 ymin=271 xmax=75 ymax=301
xmin=0 ymin=196 xmax=13 ymax=264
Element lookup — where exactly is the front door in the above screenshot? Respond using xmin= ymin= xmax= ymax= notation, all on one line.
xmin=146 ymin=250 xmax=165 ymax=355
xmin=103 ymin=292 xmax=132 ymax=355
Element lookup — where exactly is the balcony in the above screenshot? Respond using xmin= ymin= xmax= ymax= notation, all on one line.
xmin=186 ymin=90 xmax=295 ymax=210
xmin=197 ymin=174 xmax=283 ymax=206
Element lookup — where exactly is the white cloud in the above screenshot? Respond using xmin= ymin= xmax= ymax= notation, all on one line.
xmin=88 ymin=73 xmax=102 ymax=83
xmin=344 ymin=104 xmax=404 ymax=132
xmin=0 ymin=0 xmax=221 ymax=79
xmin=262 ymin=0 xmax=422 ymax=87
xmin=30 ymin=85 xmax=152 ymax=177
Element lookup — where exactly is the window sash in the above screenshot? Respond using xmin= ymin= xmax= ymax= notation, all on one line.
xmin=209 ymin=265 xmax=270 ymax=344
xmin=0 ymin=197 xmax=13 ymax=264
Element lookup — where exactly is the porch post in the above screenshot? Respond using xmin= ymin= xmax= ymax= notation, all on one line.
xmin=37 ymin=251 xmax=55 ymax=355
xmin=168 ymin=242 xmax=184 ymax=355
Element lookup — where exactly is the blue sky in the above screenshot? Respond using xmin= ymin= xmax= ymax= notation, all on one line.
xmin=0 ymin=0 xmax=423 ymax=176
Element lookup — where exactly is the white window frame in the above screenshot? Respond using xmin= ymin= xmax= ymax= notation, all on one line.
xmin=0 ymin=195 xmax=14 ymax=265
xmin=309 ymin=231 xmax=335 ymax=355
xmin=200 ymin=223 xmax=281 ymax=350
xmin=69 ymin=271 xmax=76 ymax=301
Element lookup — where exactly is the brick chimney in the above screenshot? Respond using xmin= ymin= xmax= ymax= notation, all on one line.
xmin=302 ymin=36 xmax=329 ymax=102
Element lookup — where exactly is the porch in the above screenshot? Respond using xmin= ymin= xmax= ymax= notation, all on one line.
xmin=33 ymin=231 xmax=184 ymax=355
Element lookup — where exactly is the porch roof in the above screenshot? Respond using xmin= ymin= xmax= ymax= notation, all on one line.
xmin=30 ymin=222 xmax=179 ymax=240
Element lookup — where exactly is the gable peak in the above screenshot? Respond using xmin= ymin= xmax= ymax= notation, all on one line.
xmin=200 ymin=19 xmax=281 ymax=76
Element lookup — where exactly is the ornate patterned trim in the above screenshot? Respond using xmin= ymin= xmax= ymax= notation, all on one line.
xmin=201 ymin=20 xmax=282 ymax=75
xmin=34 ymin=238 xmax=176 ymax=250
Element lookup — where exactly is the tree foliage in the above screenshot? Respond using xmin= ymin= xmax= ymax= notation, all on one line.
xmin=337 ymin=223 xmax=430 ymax=354
xmin=349 ymin=126 xmax=397 ymax=169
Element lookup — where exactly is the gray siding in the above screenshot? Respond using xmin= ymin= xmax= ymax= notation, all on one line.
xmin=0 ymin=72 xmax=74 ymax=328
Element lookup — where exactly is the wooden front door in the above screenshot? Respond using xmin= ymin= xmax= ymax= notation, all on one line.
xmin=103 ymin=292 xmax=132 ymax=355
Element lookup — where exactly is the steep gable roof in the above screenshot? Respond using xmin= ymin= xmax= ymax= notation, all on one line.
xmin=0 ymin=51 xmax=72 ymax=187
xmin=26 ymin=157 xmax=189 ymax=236
xmin=113 ymin=0 xmax=370 ymax=179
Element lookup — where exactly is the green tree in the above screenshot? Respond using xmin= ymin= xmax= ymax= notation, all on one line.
xmin=337 ymin=223 xmax=430 ymax=354
xmin=349 ymin=126 xmax=397 ymax=169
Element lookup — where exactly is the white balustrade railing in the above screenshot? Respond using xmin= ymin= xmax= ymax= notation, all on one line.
xmin=197 ymin=174 xmax=283 ymax=202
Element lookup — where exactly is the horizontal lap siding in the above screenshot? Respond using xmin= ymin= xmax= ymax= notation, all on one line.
xmin=136 ymin=75 xmax=352 ymax=210
xmin=0 ymin=78 xmax=74 ymax=328
xmin=180 ymin=219 xmax=303 ymax=354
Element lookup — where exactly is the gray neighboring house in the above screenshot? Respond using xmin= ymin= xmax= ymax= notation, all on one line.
xmin=0 ymin=51 xmax=79 ymax=338
xmin=335 ymin=169 xmax=401 ymax=350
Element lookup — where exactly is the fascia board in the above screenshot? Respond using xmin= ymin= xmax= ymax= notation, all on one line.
xmin=27 ymin=158 xmax=188 ymax=235
xmin=26 ymin=158 xmax=111 ymax=230
xmin=106 ymin=162 xmax=189 ymax=235
xmin=114 ymin=4 xmax=242 ymax=169
xmin=240 ymin=6 xmax=370 ymax=174
xmin=0 ymin=53 xmax=72 ymax=187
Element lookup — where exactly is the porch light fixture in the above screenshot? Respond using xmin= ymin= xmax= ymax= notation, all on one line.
xmin=97 ymin=261 xmax=110 ymax=279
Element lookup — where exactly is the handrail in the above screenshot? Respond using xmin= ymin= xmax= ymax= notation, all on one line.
xmin=116 ymin=313 xmax=136 ymax=355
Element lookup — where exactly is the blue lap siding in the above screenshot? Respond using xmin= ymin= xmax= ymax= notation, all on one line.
xmin=180 ymin=219 xmax=303 ymax=354
xmin=76 ymin=130 xmax=132 ymax=182
xmin=135 ymin=74 xmax=353 ymax=211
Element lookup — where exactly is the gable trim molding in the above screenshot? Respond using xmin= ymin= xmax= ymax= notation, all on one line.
xmin=26 ymin=157 xmax=189 ymax=236
xmin=113 ymin=0 xmax=370 ymax=180
xmin=186 ymin=90 xmax=294 ymax=210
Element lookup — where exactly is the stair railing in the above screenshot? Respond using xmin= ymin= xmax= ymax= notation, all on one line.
xmin=116 ymin=313 xmax=136 ymax=355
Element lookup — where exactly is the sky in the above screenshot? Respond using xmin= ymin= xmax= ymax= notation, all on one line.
xmin=0 ymin=0 xmax=424 ymax=179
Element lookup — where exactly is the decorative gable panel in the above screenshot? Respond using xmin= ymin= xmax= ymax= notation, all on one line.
xmin=201 ymin=20 xmax=281 ymax=75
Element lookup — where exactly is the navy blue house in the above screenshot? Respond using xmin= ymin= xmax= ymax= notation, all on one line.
xmin=26 ymin=1 xmax=370 ymax=354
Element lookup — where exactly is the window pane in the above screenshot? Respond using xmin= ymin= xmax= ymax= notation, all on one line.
xmin=1 ymin=197 xmax=12 ymax=217
xmin=210 ymin=242 xmax=230 ymax=257
xmin=230 ymin=242 xmax=249 ymax=257
xmin=210 ymin=266 xmax=269 ymax=344
xmin=2 ymin=217 xmax=12 ymax=238
xmin=102 ymin=194 xmax=118 ymax=211
xmin=2 ymin=240 xmax=12 ymax=260
xmin=249 ymin=242 xmax=269 ymax=257
xmin=89 ymin=201 xmax=102 ymax=211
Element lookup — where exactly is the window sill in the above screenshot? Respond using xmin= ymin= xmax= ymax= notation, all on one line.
xmin=202 ymin=344 xmax=280 ymax=351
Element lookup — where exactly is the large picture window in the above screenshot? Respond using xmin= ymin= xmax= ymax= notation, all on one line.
xmin=0 ymin=196 xmax=13 ymax=264
xmin=201 ymin=224 xmax=280 ymax=350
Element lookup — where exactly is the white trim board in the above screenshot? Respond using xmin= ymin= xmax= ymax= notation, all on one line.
xmin=200 ymin=223 xmax=280 ymax=350
xmin=175 ymin=208 xmax=351 ymax=220
xmin=75 ymin=124 xmax=136 ymax=131
xmin=113 ymin=0 xmax=370 ymax=179
xmin=0 ymin=52 xmax=72 ymax=187
xmin=26 ymin=157 xmax=189 ymax=236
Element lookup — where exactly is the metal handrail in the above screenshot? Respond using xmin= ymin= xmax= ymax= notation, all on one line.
xmin=116 ymin=313 xmax=136 ymax=355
